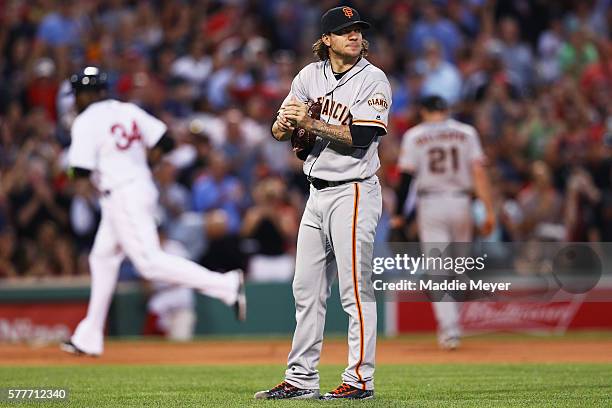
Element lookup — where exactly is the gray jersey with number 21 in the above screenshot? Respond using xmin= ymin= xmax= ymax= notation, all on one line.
xmin=398 ymin=119 xmax=485 ymax=194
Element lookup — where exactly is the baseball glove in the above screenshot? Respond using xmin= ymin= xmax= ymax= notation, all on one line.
xmin=291 ymin=100 xmax=322 ymax=161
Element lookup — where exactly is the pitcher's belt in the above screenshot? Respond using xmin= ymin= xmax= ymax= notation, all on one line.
xmin=417 ymin=189 xmax=471 ymax=197
xmin=308 ymin=176 xmax=369 ymax=190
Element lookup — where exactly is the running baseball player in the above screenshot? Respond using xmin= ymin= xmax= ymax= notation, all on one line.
xmin=60 ymin=67 xmax=246 ymax=357
xmin=394 ymin=95 xmax=494 ymax=350
xmin=254 ymin=6 xmax=390 ymax=400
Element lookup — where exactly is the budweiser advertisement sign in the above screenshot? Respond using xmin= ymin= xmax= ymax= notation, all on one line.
xmin=460 ymin=300 xmax=584 ymax=333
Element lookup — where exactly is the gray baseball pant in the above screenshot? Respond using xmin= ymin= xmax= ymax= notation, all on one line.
xmin=418 ymin=195 xmax=473 ymax=341
xmin=285 ymin=177 xmax=382 ymax=391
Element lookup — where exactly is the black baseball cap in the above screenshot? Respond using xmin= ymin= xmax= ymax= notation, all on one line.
xmin=321 ymin=6 xmax=371 ymax=34
xmin=419 ymin=95 xmax=448 ymax=111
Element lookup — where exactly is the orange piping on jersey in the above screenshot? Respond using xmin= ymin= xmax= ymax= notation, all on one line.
xmin=351 ymin=183 xmax=366 ymax=390
xmin=352 ymin=119 xmax=387 ymax=130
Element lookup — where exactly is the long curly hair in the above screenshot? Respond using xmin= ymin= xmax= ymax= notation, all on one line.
xmin=312 ymin=37 xmax=369 ymax=61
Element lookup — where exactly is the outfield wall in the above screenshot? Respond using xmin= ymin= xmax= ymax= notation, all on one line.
xmin=1 ymin=281 xmax=611 ymax=343
xmin=0 ymin=281 xmax=386 ymax=342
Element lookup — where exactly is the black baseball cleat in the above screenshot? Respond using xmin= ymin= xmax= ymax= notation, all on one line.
xmin=59 ymin=340 xmax=99 ymax=357
xmin=254 ymin=381 xmax=319 ymax=400
xmin=233 ymin=269 xmax=247 ymax=322
xmin=320 ymin=383 xmax=374 ymax=400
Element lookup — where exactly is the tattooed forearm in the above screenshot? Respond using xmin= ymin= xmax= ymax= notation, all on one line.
xmin=304 ymin=117 xmax=352 ymax=146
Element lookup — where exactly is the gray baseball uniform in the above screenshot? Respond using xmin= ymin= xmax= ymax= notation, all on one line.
xmin=398 ymin=118 xmax=484 ymax=342
xmin=281 ymin=57 xmax=391 ymax=390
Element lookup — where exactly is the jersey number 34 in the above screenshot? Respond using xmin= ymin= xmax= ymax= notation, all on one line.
xmin=111 ymin=121 xmax=142 ymax=150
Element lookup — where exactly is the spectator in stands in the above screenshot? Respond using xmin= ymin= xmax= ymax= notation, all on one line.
xmin=415 ymin=40 xmax=462 ymax=106
xmin=241 ymin=178 xmax=298 ymax=282
xmin=199 ymin=209 xmax=246 ymax=273
xmin=408 ymin=2 xmax=463 ymax=61
xmin=515 ymin=161 xmax=565 ymax=241
xmin=163 ymin=76 xmax=194 ymax=119
xmin=558 ymin=25 xmax=599 ymax=78
xmin=191 ymin=153 xmax=243 ymax=233
xmin=35 ymin=0 xmax=85 ymax=49
xmin=1 ymin=0 xmax=612 ymax=282
xmin=134 ymin=0 xmax=163 ymax=52
xmin=565 ymin=167 xmax=601 ymax=241
xmin=537 ymin=16 xmax=565 ymax=84
xmin=584 ymin=121 xmax=612 ymax=241
xmin=580 ymin=40 xmax=612 ymax=112
xmin=496 ymin=16 xmax=535 ymax=91
xmin=173 ymin=121 xmax=213 ymax=188
xmin=447 ymin=0 xmax=481 ymax=39
xmin=207 ymin=48 xmax=254 ymax=110
xmin=219 ymin=108 xmax=263 ymax=187
xmin=461 ymin=43 xmax=523 ymax=105
xmin=156 ymin=159 xmax=190 ymax=231
xmin=26 ymin=58 xmax=60 ymax=122
xmin=519 ymin=100 xmax=562 ymax=161
xmin=170 ymin=34 xmax=213 ymax=95
xmin=250 ymin=95 xmax=291 ymax=176
xmin=565 ymin=1 xmax=609 ymax=39
xmin=0 ymin=228 xmax=19 ymax=279
xmin=8 ymin=156 xmax=69 ymax=244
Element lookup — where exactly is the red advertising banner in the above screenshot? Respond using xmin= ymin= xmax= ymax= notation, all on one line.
xmin=0 ymin=303 xmax=87 ymax=343
xmin=460 ymin=301 xmax=583 ymax=334
xmin=395 ymin=301 xmax=612 ymax=334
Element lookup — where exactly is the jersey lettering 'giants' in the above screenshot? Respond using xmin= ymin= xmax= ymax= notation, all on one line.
xmin=316 ymin=96 xmax=353 ymax=125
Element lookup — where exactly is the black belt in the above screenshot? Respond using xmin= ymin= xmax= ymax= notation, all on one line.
xmin=308 ymin=177 xmax=364 ymax=190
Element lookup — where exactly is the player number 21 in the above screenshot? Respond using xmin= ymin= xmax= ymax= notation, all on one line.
xmin=428 ymin=146 xmax=459 ymax=174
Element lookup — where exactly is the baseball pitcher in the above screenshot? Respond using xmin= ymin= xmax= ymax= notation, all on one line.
xmin=60 ymin=67 xmax=246 ymax=357
xmin=255 ymin=6 xmax=391 ymax=401
xmin=395 ymin=95 xmax=494 ymax=349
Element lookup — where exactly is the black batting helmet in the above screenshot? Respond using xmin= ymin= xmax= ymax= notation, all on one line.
xmin=419 ymin=95 xmax=448 ymax=112
xmin=70 ymin=66 xmax=108 ymax=92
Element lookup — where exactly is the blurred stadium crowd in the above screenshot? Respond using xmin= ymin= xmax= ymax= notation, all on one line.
xmin=0 ymin=0 xmax=610 ymax=281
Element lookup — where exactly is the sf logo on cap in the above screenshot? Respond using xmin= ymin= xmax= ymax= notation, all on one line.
xmin=342 ymin=7 xmax=353 ymax=18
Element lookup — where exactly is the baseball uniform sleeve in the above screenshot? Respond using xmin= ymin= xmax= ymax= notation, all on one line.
xmin=68 ymin=116 xmax=96 ymax=171
xmin=279 ymin=68 xmax=309 ymax=110
xmin=469 ymin=127 xmax=486 ymax=165
xmin=350 ymin=78 xmax=392 ymax=134
xmin=289 ymin=68 xmax=309 ymax=103
xmin=132 ymin=104 xmax=168 ymax=148
xmin=398 ymin=130 xmax=418 ymax=173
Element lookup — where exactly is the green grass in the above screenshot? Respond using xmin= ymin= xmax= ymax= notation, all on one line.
xmin=1 ymin=364 xmax=611 ymax=407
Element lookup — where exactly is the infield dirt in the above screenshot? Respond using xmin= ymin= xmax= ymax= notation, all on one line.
xmin=1 ymin=335 xmax=611 ymax=366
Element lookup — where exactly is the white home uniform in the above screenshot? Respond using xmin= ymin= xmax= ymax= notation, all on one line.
xmin=398 ymin=118 xmax=485 ymax=343
xmin=280 ymin=57 xmax=391 ymax=391
xmin=67 ymin=99 xmax=240 ymax=355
